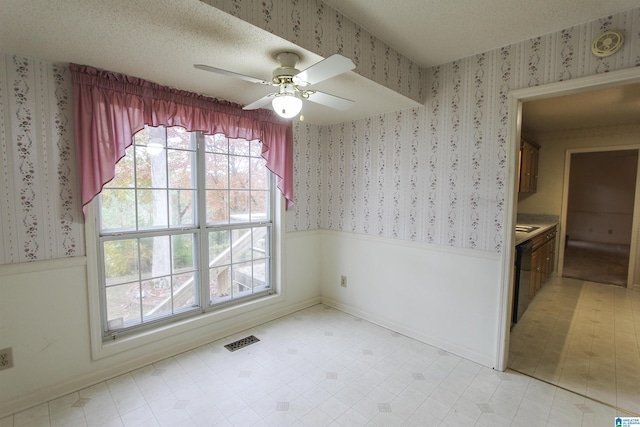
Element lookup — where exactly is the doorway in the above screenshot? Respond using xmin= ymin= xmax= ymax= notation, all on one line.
xmin=499 ymin=68 xmax=640 ymax=414
xmin=563 ymin=149 xmax=638 ymax=286
xmin=498 ymin=68 xmax=640 ymax=367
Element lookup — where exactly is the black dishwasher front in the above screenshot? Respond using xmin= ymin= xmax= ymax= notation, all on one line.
xmin=513 ymin=240 xmax=532 ymax=325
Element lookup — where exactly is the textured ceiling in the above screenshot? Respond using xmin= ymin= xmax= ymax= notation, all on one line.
xmin=323 ymin=0 xmax=640 ymax=134
xmin=0 ymin=0 xmax=418 ymax=125
xmin=522 ymin=83 xmax=640 ymax=134
xmin=324 ymin=0 xmax=639 ymax=68
xmin=1 ymin=0 xmax=639 ymax=128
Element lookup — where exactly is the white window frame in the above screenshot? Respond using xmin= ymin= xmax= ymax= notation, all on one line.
xmin=85 ymin=128 xmax=286 ymax=360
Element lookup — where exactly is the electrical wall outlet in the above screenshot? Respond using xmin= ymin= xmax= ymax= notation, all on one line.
xmin=340 ymin=275 xmax=347 ymax=288
xmin=0 ymin=347 xmax=13 ymax=371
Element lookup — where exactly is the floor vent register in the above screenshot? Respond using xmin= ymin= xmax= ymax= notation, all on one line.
xmin=224 ymin=335 xmax=260 ymax=352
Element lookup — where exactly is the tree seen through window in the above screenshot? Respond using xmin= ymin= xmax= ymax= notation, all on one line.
xmin=98 ymin=126 xmax=272 ymax=336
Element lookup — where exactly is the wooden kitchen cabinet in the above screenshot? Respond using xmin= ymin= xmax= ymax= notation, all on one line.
xmin=519 ymin=139 xmax=540 ymax=193
xmin=530 ymin=248 xmax=542 ymax=300
xmin=528 ymin=225 xmax=557 ymax=300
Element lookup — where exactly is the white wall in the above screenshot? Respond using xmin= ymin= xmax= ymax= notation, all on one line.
xmin=566 ymin=150 xmax=638 ymax=244
xmin=319 ymin=231 xmax=502 ymax=367
xmin=0 ymin=231 xmax=322 ymax=418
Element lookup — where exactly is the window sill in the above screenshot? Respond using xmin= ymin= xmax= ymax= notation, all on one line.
xmin=93 ymin=291 xmax=284 ymax=360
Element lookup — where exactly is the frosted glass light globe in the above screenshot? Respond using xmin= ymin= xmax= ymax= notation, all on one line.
xmin=272 ymin=94 xmax=302 ymax=118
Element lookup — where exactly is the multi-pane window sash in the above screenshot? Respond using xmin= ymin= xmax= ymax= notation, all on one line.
xmin=97 ymin=126 xmax=273 ymax=339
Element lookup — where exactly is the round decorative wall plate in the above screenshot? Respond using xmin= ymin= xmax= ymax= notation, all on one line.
xmin=592 ymin=30 xmax=624 ymax=57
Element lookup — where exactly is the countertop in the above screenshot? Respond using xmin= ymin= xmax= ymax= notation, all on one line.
xmin=515 ymin=222 xmax=558 ymax=246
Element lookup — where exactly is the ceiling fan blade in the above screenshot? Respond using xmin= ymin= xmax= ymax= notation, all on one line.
xmin=194 ymin=64 xmax=270 ymax=85
xmin=243 ymin=93 xmax=277 ymax=110
xmin=305 ymin=91 xmax=354 ymax=110
xmin=293 ymin=54 xmax=355 ymax=86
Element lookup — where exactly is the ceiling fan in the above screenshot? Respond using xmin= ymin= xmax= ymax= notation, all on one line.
xmin=194 ymin=51 xmax=356 ymax=119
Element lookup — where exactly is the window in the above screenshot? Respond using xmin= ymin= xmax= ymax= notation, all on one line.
xmin=97 ymin=125 xmax=273 ymax=339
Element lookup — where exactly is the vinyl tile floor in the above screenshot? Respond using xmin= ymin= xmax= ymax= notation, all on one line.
xmin=509 ymin=276 xmax=640 ymax=416
xmin=2 ymin=304 xmax=634 ymax=427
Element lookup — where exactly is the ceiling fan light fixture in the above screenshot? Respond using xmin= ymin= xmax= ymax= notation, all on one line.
xmin=195 ymin=52 xmax=356 ymax=119
xmin=272 ymin=93 xmax=302 ymax=118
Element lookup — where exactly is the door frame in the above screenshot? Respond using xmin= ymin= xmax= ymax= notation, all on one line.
xmin=559 ymin=147 xmax=640 ymax=288
xmin=496 ymin=67 xmax=640 ymax=371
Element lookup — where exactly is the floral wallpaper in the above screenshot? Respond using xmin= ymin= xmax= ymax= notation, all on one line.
xmin=288 ymin=122 xmax=324 ymax=231
xmin=200 ymin=0 xmax=425 ymax=104
xmin=0 ymin=55 xmax=84 ymax=264
xmin=286 ymin=7 xmax=640 ymax=252
xmin=2 ymin=5 xmax=640 ymax=264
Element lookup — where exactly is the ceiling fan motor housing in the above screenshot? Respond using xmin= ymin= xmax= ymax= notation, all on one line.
xmin=273 ymin=52 xmax=301 ymax=81
xmin=275 ymin=52 xmax=300 ymax=68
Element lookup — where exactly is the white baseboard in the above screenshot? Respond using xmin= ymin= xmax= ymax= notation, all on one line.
xmin=321 ymin=296 xmax=495 ymax=369
xmin=0 ymin=296 xmax=322 ymax=419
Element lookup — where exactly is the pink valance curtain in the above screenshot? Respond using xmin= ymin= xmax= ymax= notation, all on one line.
xmin=69 ymin=63 xmax=294 ymax=211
